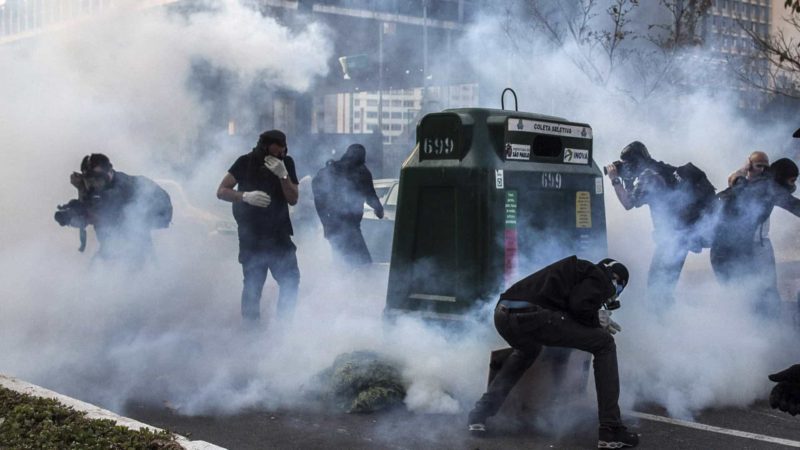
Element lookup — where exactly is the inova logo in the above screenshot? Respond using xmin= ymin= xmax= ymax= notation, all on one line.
xmin=563 ymin=148 xmax=589 ymax=164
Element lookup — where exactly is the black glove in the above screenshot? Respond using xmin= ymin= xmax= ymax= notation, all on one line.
xmin=768 ymin=364 xmax=800 ymax=416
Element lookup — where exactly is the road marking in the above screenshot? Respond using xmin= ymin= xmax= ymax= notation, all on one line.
xmin=408 ymin=293 xmax=457 ymax=302
xmin=631 ymin=411 xmax=800 ymax=448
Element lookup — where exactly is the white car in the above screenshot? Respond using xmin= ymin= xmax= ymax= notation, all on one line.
xmin=362 ymin=178 xmax=399 ymax=263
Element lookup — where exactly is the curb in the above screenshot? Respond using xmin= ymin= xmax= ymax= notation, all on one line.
xmin=0 ymin=374 xmax=226 ymax=450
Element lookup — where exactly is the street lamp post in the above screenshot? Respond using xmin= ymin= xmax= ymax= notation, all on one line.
xmin=378 ymin=21 xmax=384 ymax=139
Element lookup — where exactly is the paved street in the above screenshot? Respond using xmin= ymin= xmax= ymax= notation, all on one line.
xmin=125 ymin=399 xmax=800 ymax=449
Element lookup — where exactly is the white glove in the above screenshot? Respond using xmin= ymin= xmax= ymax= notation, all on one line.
xmin=242 ymin=191 xmax=271 ymax=208
xmin=598 ymin=310 xmax=622 ymax=335
xmin=264 ymin=155 xmax=288 ymax=179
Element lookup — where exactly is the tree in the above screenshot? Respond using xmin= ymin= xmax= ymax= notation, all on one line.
xmin=509 ymin=0 xmax=711 ymax=102
xmin=736 ymin=2 xmax=800 ymax=99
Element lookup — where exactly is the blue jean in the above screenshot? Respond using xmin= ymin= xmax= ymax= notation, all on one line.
xmin=239 ymin=242 xmax=299 ymax=322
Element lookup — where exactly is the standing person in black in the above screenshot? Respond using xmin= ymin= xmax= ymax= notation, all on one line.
xmin=711 ymin=158 xmax=800 ymax=315
xmin=605 ymin=141 xmax=715 ymax=307
xmin=467 ymin=256 xmax=639 ymax=449
xmin=217 ymin=130 xmax=300 ymax=324
xmin=55 ymin=153 xmax=172 ymax=268
xmin=312 ymin=143 xmax=384 ymax=266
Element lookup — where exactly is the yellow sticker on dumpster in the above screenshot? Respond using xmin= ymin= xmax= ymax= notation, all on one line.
xmin=576 ymin=191 xmax=591 ymax=228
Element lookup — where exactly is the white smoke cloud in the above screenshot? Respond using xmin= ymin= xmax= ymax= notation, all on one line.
xmin=1 ymin=0 xmax=800 ymax=435
xmin=458 ymin=2 xmax=800 ymax=420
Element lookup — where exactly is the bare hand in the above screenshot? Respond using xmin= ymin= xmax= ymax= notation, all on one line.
xmin=70 ymin=172 xmax=84 ymax=189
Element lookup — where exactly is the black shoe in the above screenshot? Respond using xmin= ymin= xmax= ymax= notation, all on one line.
xmin=598 ymin=426 xmax=639 ymax=448
xmin=467 ymin=410 xmax=487 ymax=436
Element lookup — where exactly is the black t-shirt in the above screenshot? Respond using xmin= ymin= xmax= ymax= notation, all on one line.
xmin=228 ymin=152 xmax=299 ymax=243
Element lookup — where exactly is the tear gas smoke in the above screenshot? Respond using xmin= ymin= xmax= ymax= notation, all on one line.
xmin=0 ymin=0 xmax=799 ymax=434
xmin=461 ymin=2 xmax=800 ymax=420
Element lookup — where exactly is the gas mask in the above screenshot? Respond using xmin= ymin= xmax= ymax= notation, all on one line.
xmin=603 ymin=279 xmax=624 ymax=310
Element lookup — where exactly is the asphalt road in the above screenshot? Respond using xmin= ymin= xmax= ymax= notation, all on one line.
xmin=125 ymin=399 xmax=800 ymax=449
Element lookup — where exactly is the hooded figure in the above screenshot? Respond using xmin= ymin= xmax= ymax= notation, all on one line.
xmin=312 ymin=143 xmax=384 ymax=266
xmin=711 ymin=158 xmax=800 ymax=315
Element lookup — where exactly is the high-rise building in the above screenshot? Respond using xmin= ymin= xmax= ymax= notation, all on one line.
xmin=700 ymin=0 xmax=800 ymax=107
xmin=704 ymin=0 xmax=772 ymax=55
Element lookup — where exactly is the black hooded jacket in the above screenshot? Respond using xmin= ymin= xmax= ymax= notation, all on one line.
xmin=312 ymin=145 xmax=382 ymax=232
xmin=713 ymin=174 xmax=800 ymax=259
xmin=500 ymin=256 xmax=615 ymax=328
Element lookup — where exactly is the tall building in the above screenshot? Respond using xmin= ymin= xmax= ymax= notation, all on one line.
xmin=705 ymin=0 xmax=772 ymax=55
xmin=700 ymin=0 xmax=800 ymax=108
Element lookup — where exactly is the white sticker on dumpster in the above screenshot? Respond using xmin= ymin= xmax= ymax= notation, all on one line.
xmin=495 ymin=169 xmax=504 ymax=189
xmin=509 ymin=118 xmax=592 ymax=139
xmin=563 ymin=148 xmax=589 ymax=164
xmin=504 ymin=143 xmax=530 ymax=161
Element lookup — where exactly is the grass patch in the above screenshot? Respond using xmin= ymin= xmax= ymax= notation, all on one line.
xmin=0 ymin=386 xmax=181 ymax=449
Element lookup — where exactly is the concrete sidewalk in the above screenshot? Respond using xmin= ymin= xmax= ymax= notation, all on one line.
xmin=0 ymin=374 xmax=225 ymax=450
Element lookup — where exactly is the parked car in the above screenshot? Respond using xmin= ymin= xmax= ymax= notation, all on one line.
xmin=362 ymin=178 xmax=399 ymax=263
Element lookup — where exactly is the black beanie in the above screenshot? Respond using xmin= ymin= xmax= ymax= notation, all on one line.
xmin=257 ymin=130 xmax=287 ymax=149
xmin=598 ymin=258 xmax=629 ymax=287
xmin=771 ymin=158 xmax=799 ymax=187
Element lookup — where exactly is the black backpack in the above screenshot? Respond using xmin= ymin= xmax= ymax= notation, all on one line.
xmin=138 ymin=176 xmax=172 ymax=229
xmin=673 ymin=163 xmax=716 ymax=227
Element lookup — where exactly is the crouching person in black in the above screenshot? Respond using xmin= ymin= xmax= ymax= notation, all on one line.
xmin=467 ymin=256 xmax=639 ymax=449
xmin=55 ymin=153 xmax=172 ymax=268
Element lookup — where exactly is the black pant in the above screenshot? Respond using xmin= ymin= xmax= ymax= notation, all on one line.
xmin=472 ymin=303 xmax=622 ymax=428
xmin=327 ymin=223 xmax=372 ymax=266
xmin=239 ymin=241 xmax=300 ymax=322
xmin=648 ymin=238 xmax=688 ymax=306
xmin=711 ymin=239 xmax=780 ymax=317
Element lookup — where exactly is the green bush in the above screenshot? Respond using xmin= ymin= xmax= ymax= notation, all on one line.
xmin=0 ymin=386 xmax=181 ymax=449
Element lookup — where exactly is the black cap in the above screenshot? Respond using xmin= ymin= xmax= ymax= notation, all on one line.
xmin=598 ymin=258 xmax=629 ymax=287
xmin=257 ymin=129 xmax=287 ymax=148
xmin=793 ymin=127 xmax=800 ymax=138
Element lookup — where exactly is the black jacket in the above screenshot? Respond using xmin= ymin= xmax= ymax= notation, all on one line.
xmin=713 ymin=176 xmax=800 ymax=259
xmin=90 ymin=171 xmax=171 ymax=238
xmin=88 ymin=171 xmax=172 ymax=260
xmin=312 ymin=145 xmax=382 ymax=234
xmin=500 ymin=256 xmax=614 ymax=327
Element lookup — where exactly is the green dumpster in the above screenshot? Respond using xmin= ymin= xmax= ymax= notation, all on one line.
xmin=385 ymin=108 xmax=607 ymax=320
